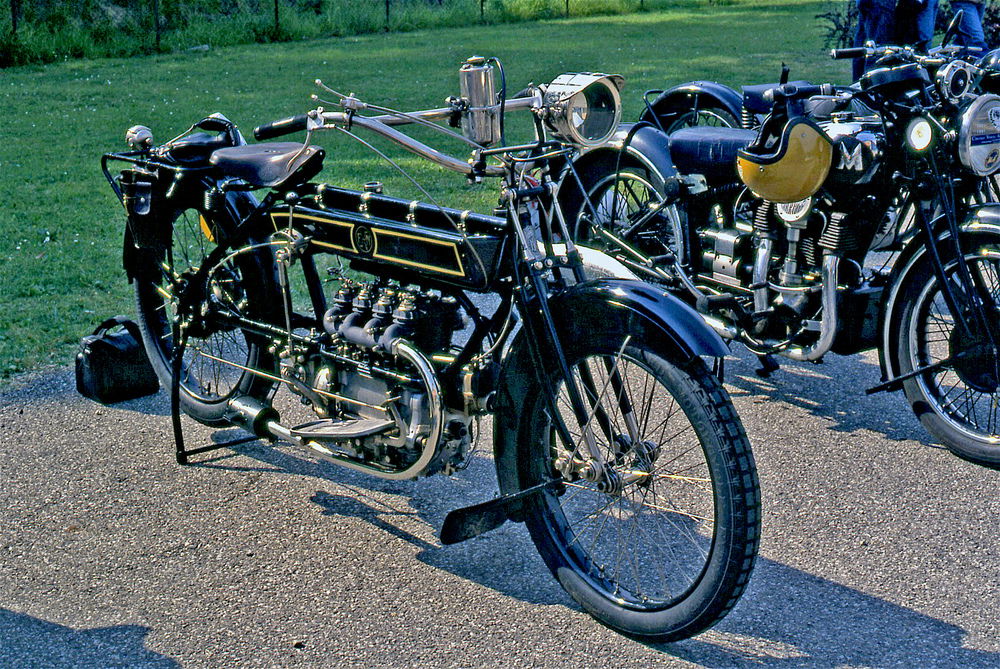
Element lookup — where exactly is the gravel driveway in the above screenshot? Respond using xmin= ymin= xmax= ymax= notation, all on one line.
xmin=0 ymin=348 xmax=997 ymax=668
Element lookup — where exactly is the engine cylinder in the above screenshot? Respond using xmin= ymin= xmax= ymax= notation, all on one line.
xmin=323 ymin=282 xmax=463 ymax=354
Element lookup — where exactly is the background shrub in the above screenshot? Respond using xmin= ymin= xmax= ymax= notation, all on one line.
xmin=1 ymin=0 xmax=656 ymax=66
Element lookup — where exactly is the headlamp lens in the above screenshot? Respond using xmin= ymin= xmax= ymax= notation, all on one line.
xmin=907 ymin=118 xmax=933 ymax=152
xmin=571 ymin=82 xmax=617 ymax=143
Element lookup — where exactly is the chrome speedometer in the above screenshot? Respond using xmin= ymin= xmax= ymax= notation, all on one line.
xmin=958 ymin=94 xmax=1000 ymax=176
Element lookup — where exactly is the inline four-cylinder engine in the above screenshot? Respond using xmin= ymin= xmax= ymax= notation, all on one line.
xmin=281 ymin=278 xmax=472 ymax=476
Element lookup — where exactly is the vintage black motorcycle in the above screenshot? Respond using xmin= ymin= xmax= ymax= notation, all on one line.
xmin=565 ymin=45 xmax=1000 ymax=469
xmin=101 ymin=58 xmax=760 ymax=640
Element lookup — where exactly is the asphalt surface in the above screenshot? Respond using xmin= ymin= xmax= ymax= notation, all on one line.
xmin=1 ymin=348 xmax=998 ymax=668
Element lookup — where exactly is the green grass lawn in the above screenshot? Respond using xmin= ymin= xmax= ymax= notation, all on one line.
xmin=0 ymin=0 xmax=847 ymax=378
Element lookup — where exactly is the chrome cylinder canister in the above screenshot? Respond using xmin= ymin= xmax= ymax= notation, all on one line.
xmin=459 ymin=56 xmax=501 ymax=146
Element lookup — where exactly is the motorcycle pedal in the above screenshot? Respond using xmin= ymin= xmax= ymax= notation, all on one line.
xmin=755 ymin=354 xmax=780 ymax=378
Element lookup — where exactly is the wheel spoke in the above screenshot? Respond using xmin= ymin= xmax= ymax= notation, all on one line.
xmin=907 ymin=249 xmax=1000 ymax=443
xmin=136 ymin=208 xmax=261 ymax=405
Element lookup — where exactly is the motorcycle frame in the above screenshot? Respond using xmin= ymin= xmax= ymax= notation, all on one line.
xmin=102 ymin=99 xmax=727 ymax=479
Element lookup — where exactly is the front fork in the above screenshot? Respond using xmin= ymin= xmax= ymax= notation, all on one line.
xmin=508 ymin=185 xmax=638 ymax=493
xmin=914 ymin=196 xmax=997 ymax=344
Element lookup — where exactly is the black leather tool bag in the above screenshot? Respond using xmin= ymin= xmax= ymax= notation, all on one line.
xmin=75 ymin=316 xmax=160 ymax=404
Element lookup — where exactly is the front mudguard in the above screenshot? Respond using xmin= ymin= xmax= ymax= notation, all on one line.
xmin=878 ymin=206 xmax=1000 ymax=383
xmin=492 ymin=278 xmax=728 ymax=505
xmin=638 ymin=81 xmax=743 ymax=130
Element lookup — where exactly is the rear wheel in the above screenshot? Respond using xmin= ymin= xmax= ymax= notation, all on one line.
xmin=895 ymin=237 xmax=1000 ymax=467
xmin=133 ymin=207 xmax=278 ymax=425
xmin=514 ymin=331 xmax=759 ymax=640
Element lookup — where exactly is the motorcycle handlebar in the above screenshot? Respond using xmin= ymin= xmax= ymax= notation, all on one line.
xmin=763 ymin=83 xmax=836 ymax=103
xmin=253 ymin=114 xmax=309 ymax=141
xmin=831 ymin=47 xmax=868 ymax=60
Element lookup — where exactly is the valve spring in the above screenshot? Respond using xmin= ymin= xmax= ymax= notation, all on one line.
xmin=800 ymin=236 xmax=819 ymax=269
xmin=203 ymin=188 xmax=224 ymax=212
xmin=753 ymin=201 xmax=776 ymax=235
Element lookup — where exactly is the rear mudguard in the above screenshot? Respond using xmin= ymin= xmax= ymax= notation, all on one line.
xmin=638 ymin=81 xmax=743 ymax=130
xmin=492 ymin=278 xmax=728 ymax=506
xmin=122 ymin=189 xmax=260 ymax=281
xmin=878 ymin=206 xmax=1000 ymax=384
xmin=555 ymin=122 xmax=678 ymax=211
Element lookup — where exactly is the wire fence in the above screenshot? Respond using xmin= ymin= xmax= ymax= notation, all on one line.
xmin=3 ymin=0 xmax=652 ymax=66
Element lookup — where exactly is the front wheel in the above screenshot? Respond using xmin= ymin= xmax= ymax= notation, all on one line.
xmin=513 ymin=332 xmax=759 ymax=640
xmin=894 ymin=238 xmax=1000 ymax=467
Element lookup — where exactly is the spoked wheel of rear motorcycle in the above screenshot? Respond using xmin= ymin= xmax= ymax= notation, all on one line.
xmin=660 ymin=107 xmax=739 ymax=134
xmin=572 ymin=167 xmax=689 ymax=268
xmin=895 ymin=242 xmax=1000 ymax=468
xmin=515 ymin=333 xmax=759 ymax=641
xmin=133 ymin=207 xmax=279 ymax=425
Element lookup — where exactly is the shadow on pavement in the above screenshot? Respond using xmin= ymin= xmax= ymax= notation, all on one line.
xmin=7 ymin=373 xmax=995 ymax=665
xmin=659 ymin=559 xmax=1000 ymax=667
xmin=189 ymin=440 xmax=997 ymax=667
xmin=723 ymin=348 xmax=936 ymax=446
xmin=0 ymin=609 xmax=178 ymax=668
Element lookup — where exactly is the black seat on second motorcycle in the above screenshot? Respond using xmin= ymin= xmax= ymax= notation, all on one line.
xmin=209 ymin=142 xmax=325 ymax=189
xmin=668 ymin=127 xmax=756 ymax=181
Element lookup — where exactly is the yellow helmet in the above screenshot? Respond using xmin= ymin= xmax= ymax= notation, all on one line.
xmin=736 ymin=116 xmax=833 ymax=203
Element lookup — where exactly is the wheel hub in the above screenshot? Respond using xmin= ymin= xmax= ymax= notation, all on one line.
xmin=950 ymin=319 xmax=1000 ymax=393
xmin=611 ymin=433 xmax=660 ymax=489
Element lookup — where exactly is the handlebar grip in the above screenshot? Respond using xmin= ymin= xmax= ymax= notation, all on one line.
xmin=831 ymin=47 xmax=868 ymax=60
xmin=764 ymin=83 xmax=835 ymax=103
xmin=253 ymin=114 xmax=309 ymax=141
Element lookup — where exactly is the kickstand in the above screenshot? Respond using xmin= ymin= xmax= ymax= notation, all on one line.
xmin=169 ymin=329 xmax=261 ymax=465
xmin=755 ymin=353 xmax=780 ymax=378
xmin=170 ymin=324 xmax=189 ymax=465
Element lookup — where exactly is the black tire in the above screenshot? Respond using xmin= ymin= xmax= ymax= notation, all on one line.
xmin=895 ymin=236 xmax=1000 ymax=468
xmin=133 ymin=207 xmax=278 ymax=425
xmin=513 ymin=331 xmax=760 ymax=640
xmin=570 ymin=165 xmax=690 ymax=269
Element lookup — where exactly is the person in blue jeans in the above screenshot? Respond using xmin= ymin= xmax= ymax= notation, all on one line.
xmin=897 ymin=0 xmax=939 ymax=51
xmin=950 ymin=0 xmax=989 ymax=51
xmin=854 ymin=0 xmax=898 ymax=79
xmin=854 ymin=0 xmax=940 ymax=80
xmin=914 ymin=0 xmax=939 ymax=50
